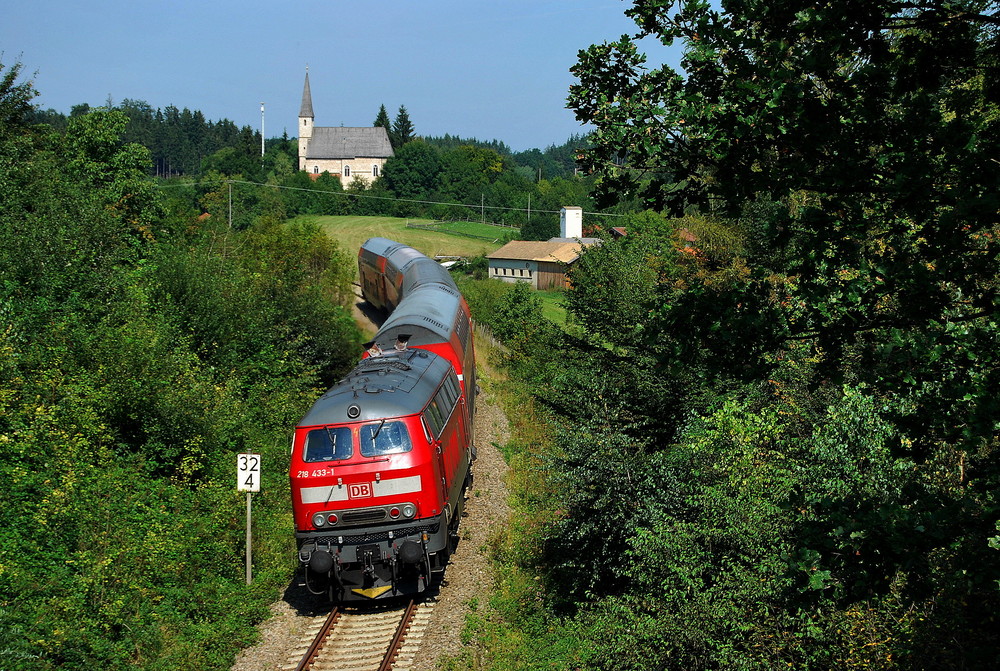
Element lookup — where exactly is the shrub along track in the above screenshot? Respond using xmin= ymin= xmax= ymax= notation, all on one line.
xmin=230 ymin=357 xmax=511 ymax=671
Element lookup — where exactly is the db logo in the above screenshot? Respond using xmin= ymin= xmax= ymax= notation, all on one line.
xmin=348 ymin=482 xmax=373 ymax=499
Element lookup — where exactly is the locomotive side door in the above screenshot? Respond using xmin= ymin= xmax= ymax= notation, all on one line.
xmin=424 ymin=391 xmax=458 ymax=510
xmin=419 ymin=412 xmax=447 ymax=513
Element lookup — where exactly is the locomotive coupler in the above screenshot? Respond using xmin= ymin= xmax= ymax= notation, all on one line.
xmin=360 ymin=545 xmax=378 ymax=578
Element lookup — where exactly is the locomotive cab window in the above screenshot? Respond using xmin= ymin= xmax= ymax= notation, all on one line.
xmin=361 ymin=420 xmax=412 ymax=457
xmin=422 ymin=375 xmax=460 ymax=439
xmin=304 ymin=426 xmax=353 ymax=462
xmin=425 ymin=400 xmax=444 ymax=437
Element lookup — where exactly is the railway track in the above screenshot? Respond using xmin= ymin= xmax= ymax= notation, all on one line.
xmin=284 ymin=597 xmax=434 ymax=671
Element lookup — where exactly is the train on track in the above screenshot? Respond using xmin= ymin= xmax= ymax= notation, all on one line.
xmin=290 ymin=238 xmax=476 ymax=601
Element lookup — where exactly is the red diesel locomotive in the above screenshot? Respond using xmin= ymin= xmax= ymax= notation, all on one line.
xmin=289 ymin=238 xmax=476 ymax=601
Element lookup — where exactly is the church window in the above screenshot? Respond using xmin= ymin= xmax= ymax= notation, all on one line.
xmin=372 ymin=164 xmax=379 ymax=177
xmin=313 ymin=166 xmax=319 ymax=174
xmin=343 ymin=165 xmax=351 ymax=177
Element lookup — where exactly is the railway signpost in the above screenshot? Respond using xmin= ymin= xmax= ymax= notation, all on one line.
xmin=237 ymin=453 xmax=261 ymax=584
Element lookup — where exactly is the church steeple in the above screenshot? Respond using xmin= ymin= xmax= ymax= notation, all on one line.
xmin=299 ymin=68 xmax=314 ymax=119
xmin=298 ymin=67 xmax=314 ymax=171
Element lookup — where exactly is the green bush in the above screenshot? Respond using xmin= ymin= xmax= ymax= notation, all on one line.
xmin=1 ymin=65 xmax=363 ymax=669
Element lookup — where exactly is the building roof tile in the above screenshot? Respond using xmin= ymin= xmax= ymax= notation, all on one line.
xmin=305 ymin=126 xmax=393 ymax=159
xmin=487 ymin=240 xmax=588 ymax=264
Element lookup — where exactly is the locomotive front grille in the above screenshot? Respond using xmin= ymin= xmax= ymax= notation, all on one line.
xmin=297 ymin=522 xmax=441 ymax=546
xmin=343 ymin=509 xmax=387 ymax=524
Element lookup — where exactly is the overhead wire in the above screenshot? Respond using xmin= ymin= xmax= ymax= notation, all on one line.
xmin=156 ymin=177 xmax=626 ymax=219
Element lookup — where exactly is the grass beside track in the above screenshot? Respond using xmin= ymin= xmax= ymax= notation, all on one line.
xmin=291 ymin=215 xmax=507 ymax=261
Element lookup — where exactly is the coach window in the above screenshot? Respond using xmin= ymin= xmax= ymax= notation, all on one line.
xmin=432 ymin=398 xmax=448 ymax=427
xmin=304 ymin=426 xmax=353 ymax=462
xmin=361 ymin=420 xmax=412 ymax=457
xmin=439 ymin=383 xmax=454 ymax=409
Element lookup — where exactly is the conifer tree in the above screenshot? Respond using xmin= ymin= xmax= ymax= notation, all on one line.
xmin=390 ymin=105 xmax=414 ymax=149
xmin=373 ymin=104 xmax=391 ymax=131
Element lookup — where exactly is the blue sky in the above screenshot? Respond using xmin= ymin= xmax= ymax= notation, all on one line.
xmin=3 ymin=0 xmax=678 ymax=152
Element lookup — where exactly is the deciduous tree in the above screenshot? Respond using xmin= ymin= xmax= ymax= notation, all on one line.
xmin=570 ymin=0 xmax=1000 ymax=406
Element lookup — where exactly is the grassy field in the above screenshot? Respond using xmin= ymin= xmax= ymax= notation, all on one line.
xmin=291 ymin=215 xmax=508 ymax=261
xmin=536 ymin=289 xmax=569 ymax=327
xmin=415 ymin=220 xmax=519 ymax=243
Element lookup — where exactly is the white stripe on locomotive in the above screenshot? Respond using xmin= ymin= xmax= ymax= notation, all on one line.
xmin=299 ymin=475 xmax=423 ymax=505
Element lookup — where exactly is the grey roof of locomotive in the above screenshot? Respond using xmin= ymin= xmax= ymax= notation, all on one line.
xmin=297 ymin=348 xmax=450 ymax=427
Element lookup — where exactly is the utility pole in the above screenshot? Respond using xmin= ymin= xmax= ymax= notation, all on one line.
xmin=260 ymin=102 xmax=265 ymax=157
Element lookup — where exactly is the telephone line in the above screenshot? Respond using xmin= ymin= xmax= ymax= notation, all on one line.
xmin=156 ymin=178 xmax=625 ymax=218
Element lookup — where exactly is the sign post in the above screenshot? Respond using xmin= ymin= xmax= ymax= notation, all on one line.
xmin=237 ymin=453 xmax=261 ymax=584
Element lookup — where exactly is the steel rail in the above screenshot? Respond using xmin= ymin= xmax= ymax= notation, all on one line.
xmin=294 ymin=606 xmax=341 ymax=671
xmin=378 ymin=599 xmax=418 ymax=671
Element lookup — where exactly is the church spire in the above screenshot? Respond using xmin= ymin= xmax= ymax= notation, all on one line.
xmin=299 ymin=67 xmax=314 ymax=119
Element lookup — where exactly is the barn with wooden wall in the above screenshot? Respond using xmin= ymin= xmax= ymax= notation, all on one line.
xmin=486 ymin=240 xmax=590 ymax=290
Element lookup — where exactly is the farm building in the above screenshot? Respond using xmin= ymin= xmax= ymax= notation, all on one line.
xmin=486 ymin=205 xmax=599 ymax=289
xmin=486 ymin=239 xmax=596 ymax=289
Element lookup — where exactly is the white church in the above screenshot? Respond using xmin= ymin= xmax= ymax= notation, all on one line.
xmin=297 ymin=70 xmax=394 ymax=187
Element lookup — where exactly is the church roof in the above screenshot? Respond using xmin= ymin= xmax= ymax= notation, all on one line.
xmin=305 ymin=126 xmax=394 ymax=159
xmin=299 ymin=72 xmax=314 ymax=118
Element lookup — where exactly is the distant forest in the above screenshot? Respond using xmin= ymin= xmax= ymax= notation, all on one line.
xmin=29 ymin=101 xmax=589 ymax=182
xmin=29 ymin=99 xmax=612 ymax=241
xmin=31 ymin=100 xmax=262 ymax=178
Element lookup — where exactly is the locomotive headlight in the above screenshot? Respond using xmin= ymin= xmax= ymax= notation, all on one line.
xmin=401 ymin=503 xmax=416 ymax=519
xmin=312 ymin=513 xmax=326 ymax=528
xmin=389 ymin=506 xmax=401 ymax=519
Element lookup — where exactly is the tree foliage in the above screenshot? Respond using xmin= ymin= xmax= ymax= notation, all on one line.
xmin=0 ymin=59 xmax=361 ymax=670
xmin=457 ymin=3 xmax=1000 ymax=669
xmin=570 ymin=0 xmax=1000 ymax=366
xmin=390 ymin=104 xmax=415 ymax=149
xmin=0 ymin=59 xmax=35 ymax=139
xmin=373 ymin=103 xmax=391 ymax=131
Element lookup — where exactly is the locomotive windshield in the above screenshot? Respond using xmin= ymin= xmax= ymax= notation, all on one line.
xmin=303 ymin=426 xmax=353 ymax=462
xmin=361 ymin=420 xmax=412 ymax=457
